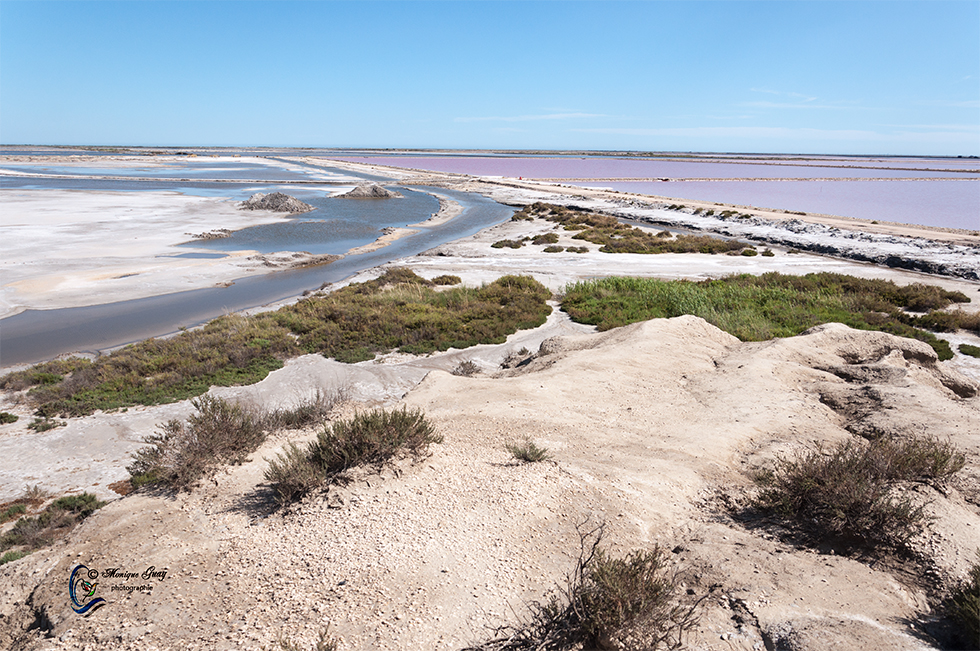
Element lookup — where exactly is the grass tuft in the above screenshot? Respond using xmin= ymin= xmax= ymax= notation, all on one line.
xmin=505 ymin=438 xmax=550 ymax=463
xmin=0 ymin=493 xmax=105 ymax=553
xmin=0 ymin=412 xmax=18 ymax=424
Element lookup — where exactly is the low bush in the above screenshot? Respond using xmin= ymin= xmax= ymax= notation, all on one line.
xmin=945 ymin=551 xmax=980 ymax=650
xmin=0 ymin=550 xmax=30 ymax=565
xmin=532 ymin=232 xmax=560 ymax=245
xmin=431 ymin=274 xmax=462 ymax=286
xmin=128 ymin=395 xmax=266 ymax=491
xmin=567 ymin=246 xmax=590 ymax=254
xmin=544 ymin=245 xmax=564 ymax=253
xmin=264 ymin=389 xmax=345 ymax=431
xmin=28 ymin=417 xmax=65 ymax=432
xmin=452 ymin=360 xmax=481 ymax=376
xmin=0 ymin=412 xmax=18 ymax=424
xmin=492 ymin=239 xmax=525 ymax=249
xmin=753 ymin=436 xmax=964 ymax=549
xmin=740 ymin=248 xmax=758 ymax=256
xmin=265 ymin=407 xmax=441 ymax=505
xmin=761 ymin=248 xmax=775 ymax=257
xmin=506 ymin=439 xmax=550 ymax=463
xmin=959 ymin=343 xmax=980 ymax=358
xmin=463 ymin=524 xmax=701 ymax=651
xmin=0 ymin=493 xmax=105 ymax=553
xmin=0 ymin=503 xmax=27 ymax=523
xmin=561 ymin=273 xmax=969 ymax=360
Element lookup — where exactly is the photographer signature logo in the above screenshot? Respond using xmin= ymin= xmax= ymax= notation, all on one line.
xmin=68 ymin=563 xmax=169 ymax=615
xmin=69 ymin=564 xmax=106 ymax=615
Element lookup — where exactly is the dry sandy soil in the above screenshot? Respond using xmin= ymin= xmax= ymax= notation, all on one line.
xmin=2 ymin=156 xmax=980 ymax=650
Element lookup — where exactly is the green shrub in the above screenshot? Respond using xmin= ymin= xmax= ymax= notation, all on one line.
xmin=128 ymin=395 xmax=266 ymax=491
xmin=532 ymin=232 xmax=560 ymax=245
xmin=0 ymin=412 xmax=18 ymax=424
xmin=753 ymin=436 xmax=963 ymax=549
xmin=28 ymin=417 xmax=65 ymax=432
xmin=492 ymin=239 xmax=524 ymax=249
xmin=431 ymin=274 xmax=462 ymax=286
xmin=543 ymin=245 xmax=564 ymax=253
xmin=265 ymin=407 xmax=441 ymax=505
xmin=740 ymin=248 xmax=758 ymax=256
xmin=0 ymin=492 xmax=105 ymax=552
xmin=506 ymin=439 xmax=550 ymax=463
xmin=0 ymin=503 xmax=27 ymax=523
xmin=761 ymin=248 xmax=775 ymax=257
xmin=959 ymin=344 xmax=980 ymax=358
xmin=567 ymin=246 xmax=590 ymax=253
xmin=0 ymin=550 xmax=30 ymax=565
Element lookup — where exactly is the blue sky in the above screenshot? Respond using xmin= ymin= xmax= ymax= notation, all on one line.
xmin=1 ymin=1 xmax=978 ymax=155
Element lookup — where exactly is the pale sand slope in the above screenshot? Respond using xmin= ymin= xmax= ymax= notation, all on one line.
xmin=1 ymin=318 xmax=978 ymax=651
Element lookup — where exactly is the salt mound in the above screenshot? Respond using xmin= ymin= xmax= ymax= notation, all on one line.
xmin=337 ymin=184 xmax=404 ymax=199
xmin=240 ymin=192 xmax=314 ymax=213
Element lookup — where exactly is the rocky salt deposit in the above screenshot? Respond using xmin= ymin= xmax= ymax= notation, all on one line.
xmin=239 ymin=191 xmax=314 ymax=213
xmin=337 ymin=183 xmax=404 ymax=199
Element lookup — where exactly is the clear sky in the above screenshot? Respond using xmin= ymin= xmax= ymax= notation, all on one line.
xmin=1 ymin=1 xmax=978 ymax=156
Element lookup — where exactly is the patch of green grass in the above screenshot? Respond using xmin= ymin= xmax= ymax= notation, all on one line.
xmin=128 ymin=395 xmax=266 ymax=491
xmin=753 ymin=436 xmax=964 ymax=549
xmin=0 ymin=550 xmax=30 ymax=565
xmin=959 ymin=343 xmax=980 ymax=358
xmin=265 ymin=407 xmax=441 ymax=505
xmin=0 ymin=412 xmax=18 ymax=424
xmin=740 ymin=248 xmax=758 ymax=256
xmin=560 ymin=273 xmax=970 ymax=360
xmin=0 ymin=503 xmax=27 ymax=523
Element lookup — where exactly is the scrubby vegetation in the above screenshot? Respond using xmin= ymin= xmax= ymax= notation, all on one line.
xmin=945 ymin=552 xmax=980 ymax=649
xmin=431 ymin=274 xmax=462 ymax=286
xmin=264 ymin=389 xmax=345 ymax=431
xmin=265 ymin=407 xmax=441 ymax=505
xmin=0 ymin=492 xmax=105 ymax=559
xmin=0 ymin=412 xmax=19 ymax=424
xmin=561 ymin=273 xmax=973 ymax=360
xmin=464 ymin=525 xmax=701 ymax=651
xmin=753 ymin=436 xmax=964 ymax=549
xmin=532 ymin=232 xmax=560 ymax=245
xmin=506 ymin=438 xmax=550 ymax=463
xmin=959 ymin=343 xmax=980 ymax=358
xmin=452 ymin=360 xmax=481 ymax=377
xmin=512 ymin=203 xmax=745 ymax=255
xmin=5 ymin=269 xmax=550 ymax=417
xmin=128 ymin=395 xmax=266 ymax=491
xmin=492 ymin=239 xmax=525 ymax=249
